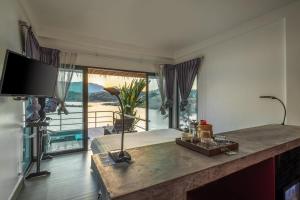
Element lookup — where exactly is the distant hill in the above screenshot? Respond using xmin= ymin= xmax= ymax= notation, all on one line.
xmin=68 ymin=82 xmax=82 ymax=93
xmin=66 ymin=82 xmax=197 ymax=105
xmin=66 ymin=91 xmax=83 ymax=102
xmin=67 ymin=82 xmax=115 ymax=102
xmin=68 ymin=82 xmax=104 ymax=94
xmin=89 ymin=92 xmax=117 ymax=102
xmin=88 ymin=83 xmax=104 ymax=94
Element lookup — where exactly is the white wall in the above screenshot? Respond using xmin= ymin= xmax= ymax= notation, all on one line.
xmin=76 ymin=53 xmax=160 ymax=72
xmin=72 ymin=0 xmax=300 ymax=133
xmin=174 ymin=1 xmax=300 ymax=133
xmin=39 ymin=36 xmax=164 ymax=73
xmin=285 ymin=3 xmax=300 ymax=125
xmin=0 ymin=0 xmax=27 ymax=199
xmin=198 ymin=21 xmax=285 ymax=133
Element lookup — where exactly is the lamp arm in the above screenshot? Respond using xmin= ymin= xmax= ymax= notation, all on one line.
xmin=273 ymin=97 xmax=286 ymax=125
xmin=116 ymin=95 xmax=125 ymax=154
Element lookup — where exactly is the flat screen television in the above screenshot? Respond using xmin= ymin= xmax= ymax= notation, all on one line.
xmin=0 ymin=50 xmax=58 ymax=97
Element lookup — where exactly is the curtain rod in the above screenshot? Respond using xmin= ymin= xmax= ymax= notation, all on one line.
xmin=19 ymin=20 xmax=30 ymax=29
xmin=159 ymin=56 xmax=204 ymax=66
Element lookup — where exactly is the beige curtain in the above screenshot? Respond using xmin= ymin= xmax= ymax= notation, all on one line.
xmin=56 ymin=52 xmax=77 ymax=115
xmin=156 ymin=65 xmax=167 ymax=115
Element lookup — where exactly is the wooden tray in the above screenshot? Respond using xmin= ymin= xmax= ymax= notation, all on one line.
xmin=175 ymin=138 xmax=238 ymax=156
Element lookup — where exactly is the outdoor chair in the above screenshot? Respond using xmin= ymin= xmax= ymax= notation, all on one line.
xmin=104 ymin=117 xmax=135 ymax=135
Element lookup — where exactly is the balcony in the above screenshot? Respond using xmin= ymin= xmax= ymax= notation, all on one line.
xmin=45 ymin=110 xmax=147 ymax=153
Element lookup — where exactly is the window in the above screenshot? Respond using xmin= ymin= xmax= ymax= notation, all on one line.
xmin=46 ymin=70 xmax=84 ymax=153
xmin=148 ymin=75 xmax=169 ymax=130
xmin=178 ymin=77 xmax=198 ymax=130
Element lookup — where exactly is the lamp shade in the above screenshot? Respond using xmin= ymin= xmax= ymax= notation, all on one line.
xmin=260 ymin=96 xmax=276 ymax=99
xmin=259 ymin=95 xmax=286 ymax=125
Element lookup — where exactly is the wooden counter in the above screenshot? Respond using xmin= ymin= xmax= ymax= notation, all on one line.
xmin=91 ymin=125 xmax=300 ymax=200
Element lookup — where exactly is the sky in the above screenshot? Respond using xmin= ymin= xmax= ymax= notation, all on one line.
xmin=70 ymin=71 xmax=144 ymax=88
xmin=88 ymin=74 xmax=142 ymax=88
xmin=71 ymin=70 xmax=196 ymax=91
xmin=87 ymin=73 xmax=158 ymax=91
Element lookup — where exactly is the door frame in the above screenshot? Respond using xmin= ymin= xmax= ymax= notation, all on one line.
xmin=45 ymin=67 xmax=86 ymax=156
xmin=46 ymin=65 xmax=173 ymax=154
xmin=82 ymin=66 xmax=169 ymax=146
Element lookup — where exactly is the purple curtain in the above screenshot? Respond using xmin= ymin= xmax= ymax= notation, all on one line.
xmin=176 ymin=58 xmax=201 ymax=111
xmin=25 ymin=27 xmax=60 ymax=66
xmin=25 ymin=27 xmax=40 ymax=59
xmin=40 ymin=47 xmax=60 ymax=67
xmin=163 ymin=64 xmax=176 ymax=108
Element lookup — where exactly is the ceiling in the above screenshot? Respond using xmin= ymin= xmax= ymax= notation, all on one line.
xmin=21 ymin=0 xmax=296 ymax=60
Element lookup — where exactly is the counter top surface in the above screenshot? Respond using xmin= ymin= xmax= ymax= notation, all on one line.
xmin=92 ymin=125 xmax=300 ymax=200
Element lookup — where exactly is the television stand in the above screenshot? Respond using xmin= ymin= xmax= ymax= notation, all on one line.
xmin=26 ymin=120 xmax=51 ymax=179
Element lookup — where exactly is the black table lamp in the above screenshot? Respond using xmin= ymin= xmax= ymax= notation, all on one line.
xmin=260 ymin=96 xmax=286 ymax=125
xmin=104 ymin=87 xmax=131 ymax=163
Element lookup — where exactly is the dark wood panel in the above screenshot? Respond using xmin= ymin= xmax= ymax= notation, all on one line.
xmin=187 ymin=158 xmax=275 ymax=200
xmin=17 ymin=151 xmax=98 ymax=200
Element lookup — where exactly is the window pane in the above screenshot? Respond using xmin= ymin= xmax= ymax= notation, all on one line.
xmin=23 ymin=101 xmax=32 ymax=173
xmin=22 ymin=127 xmax=32 ymax=172
xmin=148 ymin=75 xmax=169 ymax=130
xmin=178 ymin=77 xmax=198 ymax=130
xmin=87 ymin=72 xmax=147 ymax=144
xmin=46 ymin=70 xmax=84 ymax=153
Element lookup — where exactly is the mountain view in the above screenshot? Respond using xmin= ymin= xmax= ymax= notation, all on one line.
xmin=66 ymin=82 xmax=117 ymax=102
xmin=66 ymin=82 xmax=197 ymax=110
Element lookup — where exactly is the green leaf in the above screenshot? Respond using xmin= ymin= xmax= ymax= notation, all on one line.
xmin=118 ymin=78 xmax=146 ymax=130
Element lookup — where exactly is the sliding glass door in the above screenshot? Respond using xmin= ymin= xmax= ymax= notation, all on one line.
xmin=45 ymin=69 xmax=84 ymax=153
xmin=42 ymin=67 xmax=176 ymax=154
xmin=22 ymin=127 xmax=32 ymax=172
xmin=22 ymin=100 xmax=33 ymax=173
xmin=87 ymin=69 xmax=147 ymax=145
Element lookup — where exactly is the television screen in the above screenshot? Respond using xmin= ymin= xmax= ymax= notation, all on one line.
xmin=0 ymin=50 xmax=58 ymax=97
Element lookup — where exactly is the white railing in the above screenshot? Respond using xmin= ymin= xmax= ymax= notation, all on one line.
xmin=46 ymin=110 xmax=147 ymax=131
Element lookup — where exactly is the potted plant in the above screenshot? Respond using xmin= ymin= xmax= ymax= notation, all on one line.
xmin=118 ymin=79 xmax=146 ymax=131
